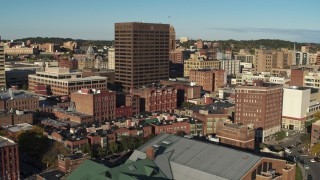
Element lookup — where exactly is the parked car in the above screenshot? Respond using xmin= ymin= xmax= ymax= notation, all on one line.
xmin=307 ymin=174 xmax=313 ymax=180
xmin=310 ymin=158 xmax=315 ymax=163
xmin=285 ymin=148 xmax=292 ymax=154
xmin=304 ymin=164 xmax=310 ymax=170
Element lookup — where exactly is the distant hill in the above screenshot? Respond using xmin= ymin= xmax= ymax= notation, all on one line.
xmin=180 ymin=39 xmax=320 ymax=53
xmin=7 ymin=37 xmax=113 ymax=48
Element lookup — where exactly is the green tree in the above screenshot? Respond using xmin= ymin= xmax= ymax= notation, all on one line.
xmin=97 ymin=147 xmax=107 ymax=158
xmin=300 ymin=133 xmax=311 ymax=145
xmin=176 ymin=131 xmax=186 ymax=137
xmin=81 ymin=143 xmax=91 ymax=154
xmin=42 ymin=141 xmax=70 ymax=168
xmin=108 ymin=142 xmax=119 ymax=154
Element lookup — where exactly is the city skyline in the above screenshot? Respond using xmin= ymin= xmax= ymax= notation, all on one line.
xmin=1 ymin=0 xmax=320 ymax=43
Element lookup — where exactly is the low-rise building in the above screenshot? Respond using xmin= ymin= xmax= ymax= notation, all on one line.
xmin=131 ymin=85 xmax=177 ymax=113
xmin=71 ymin=89 xmax=116 ymax=121
xmin=216 ymin=122 xmax=255 ymax=150
xmin=58 ymin=153 xmax=90 ymax=173
xmin=183 ymin=54 xmax=220 ymax=77
xmin=28 ymin=67 xmax=107 ymax=95
xmin=0 ymin=89 xmax=39 ymax=111
xmin=189 ymin=69 xmax=226 ymax=92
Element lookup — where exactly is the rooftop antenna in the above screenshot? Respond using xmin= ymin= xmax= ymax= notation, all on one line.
xmin=168 ymin=16 xmax=171 ymax=25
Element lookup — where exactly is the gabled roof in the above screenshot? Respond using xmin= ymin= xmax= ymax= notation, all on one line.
xmin=67 ymin=158 xmax=168 ymax=180
xmin=129 ymin=133 xmax=262 ymax=180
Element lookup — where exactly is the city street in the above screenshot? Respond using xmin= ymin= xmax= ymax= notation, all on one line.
xmin=266 ymin=131 xmax=319 ymax=180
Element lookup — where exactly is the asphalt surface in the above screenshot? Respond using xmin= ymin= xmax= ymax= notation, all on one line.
xmin=273 ymin=132 xmax=320 ymax=180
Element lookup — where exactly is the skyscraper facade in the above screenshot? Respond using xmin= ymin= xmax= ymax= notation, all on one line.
xmin=114 ymin=22 xmax=170 ymax=92
xmin=0 ymin=42 xmax=5 ymax=88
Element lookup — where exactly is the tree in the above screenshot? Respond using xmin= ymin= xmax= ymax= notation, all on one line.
xmin=42 ymin=141 xmax=70 ymax=168
xmin=300 ymin=134 xmax=311 ymax=145
xmin=97 ymin=147 xmax=107 ymax=158
xmin=311 ymin=143 xmax=320 ymax=156
xmin=81 ymin=143 xmax=91 ymax=154
xmin=108 ymin=142 xmax=119 ymax=155
xmin=176 ymin=131 xmax=186 ymax=137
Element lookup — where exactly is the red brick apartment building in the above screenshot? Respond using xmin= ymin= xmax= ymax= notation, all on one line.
xmin=131 ymin=85 xmax=177 ymax=113
xmin=0 ymin=90 xmax=39 ymax=111
xmin=216 ymin=122 xmax=255 ymax=150
xmin=58 ymin=58 xmax=78 ymax=70
xmin=189 ymin=69 xmax=225 ymax=92
xmin=150 ymin=120 xmax=191 ymax=135
xmin=0 ymin=136 xmax=20 ymax=180
xmin=311 ymin=120 xmax=320 ymax=146
xmin=71 ymin=89 xmax=116 ymax=121
xmin=235 ymin=84 xmax=283 ymax=142
xmin=58 ymin=153 xmax=89 ymax=173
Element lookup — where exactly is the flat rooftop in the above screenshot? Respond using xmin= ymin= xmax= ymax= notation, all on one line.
xmin=0 ymin=136 xmax=16 ymax=148
xmin=54 ymin=107 xmax=92 ymax=118
xmin=37 ymin=169 xmax=65 ymax=180
xmin=0 ymin=90 xmax=38 ymax=100
xmin=7 ymin=123 xmax=33 ymax=133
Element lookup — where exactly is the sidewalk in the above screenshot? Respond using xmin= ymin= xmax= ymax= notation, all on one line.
xmin=296 ymin=162 xmax=307 ymax=180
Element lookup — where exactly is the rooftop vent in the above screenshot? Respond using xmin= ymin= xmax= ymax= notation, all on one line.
xmin=162 ymin=140 xmax=172 ymax=145
xmin=128 ymin=164 xmax=136 ymax=171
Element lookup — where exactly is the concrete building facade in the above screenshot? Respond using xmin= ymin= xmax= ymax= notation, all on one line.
xmin=28 ymin=67 xmax=107 ymax=95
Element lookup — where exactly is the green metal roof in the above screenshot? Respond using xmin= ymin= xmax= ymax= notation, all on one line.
xmin=67 ymin=159 xmax=168 ymax=180
xmin=66 ymin=160 xmax=111 ymax=180
xmin=144 ymin=118 xmax=159 ymax=124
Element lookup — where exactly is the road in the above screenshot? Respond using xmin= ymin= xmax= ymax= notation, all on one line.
xmin=279 ymin=136 xmax=320 ymax=180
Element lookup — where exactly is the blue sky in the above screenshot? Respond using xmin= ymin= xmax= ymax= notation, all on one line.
xmin=1 ymin=0 xmax=320 ymax=42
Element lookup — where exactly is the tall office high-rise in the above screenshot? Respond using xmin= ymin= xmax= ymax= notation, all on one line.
xmin=114 ymin=22 xmax=170 ymax=92
xmin=0 ymin=41 xmax=5 ymax=88
xmin=169 ymin=25 xmax=176 ymax=52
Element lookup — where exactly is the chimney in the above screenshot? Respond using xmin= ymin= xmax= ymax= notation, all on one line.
xmin=146 ymin=147 xmax=155 ymax=160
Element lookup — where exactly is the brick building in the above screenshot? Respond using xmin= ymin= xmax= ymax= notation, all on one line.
xmin=53 ymin=108 xmax=94 ymax=124
xmin=193 ymin=111 xmax=229 ymax=135
xmin=0 ymin=111 xmax=33 ymax=127
xmin=311 ymin=120 xmax=320 ymax=147
xmin=290 ymin=69 xmax=307 ymax=86
xmin=125 ymin=94 xmax=140 ymax=115
xmin=150 ymin=120 xmax=191 ymax=135
xmin=0 ymin=136 xmax=20 ymax=180
xmin=216 ymin=122 xmax=255 ymax=150
xmin=160 ymin=80 xmax=201 ymax=107
xmin=0 ymin=90 xmax=39 ymax=111
xmin=58 ymin=58 xmax=78 ymax=70
xmin=189 ymin=69 xmax=226 ymax=92
xmin=131 ymin=85 xmax=177 ymax=113
xmin=71 ymin=89 xmax=116 ymax=121
xmin=58 ymin=153 xmax=89 ymax=173
xmin=115 ymin=106 xmax=132 ymax=118
xmin=235 ymin=84 xmax=283 ymax=142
